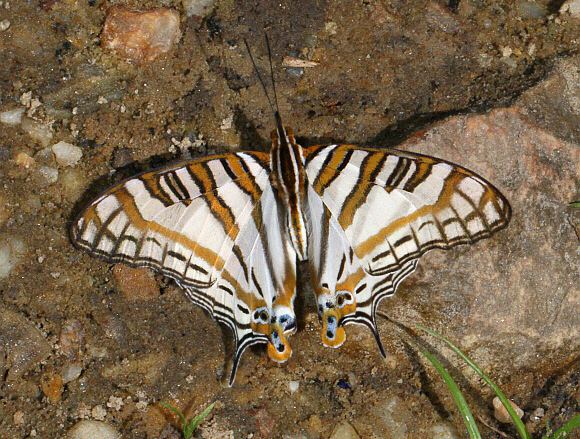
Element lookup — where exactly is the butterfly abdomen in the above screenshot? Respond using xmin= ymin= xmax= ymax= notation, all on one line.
xmin=270 ymin=125 xmax=310 ymax=261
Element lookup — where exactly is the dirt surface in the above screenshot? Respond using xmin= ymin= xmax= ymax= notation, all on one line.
xmin=0 ymin=1 xmax=578 ymax=438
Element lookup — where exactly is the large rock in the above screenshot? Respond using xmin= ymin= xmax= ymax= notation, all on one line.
xmin=382 ymin=57 xmax=579 ymax=375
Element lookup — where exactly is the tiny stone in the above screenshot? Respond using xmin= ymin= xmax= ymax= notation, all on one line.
xmin=493 ymin=397 xmax=524 ymax=424
xmin=431 ymin=423 xmax=460 ymax=439
xmin=91 ymin=405 xmax=107 ymax=421
xmin=0 ymin=18 xmax=10 ymax=31
xmin=59 ymin=319 xmax=84 ymax=359
xmin=61 ymin=363 xmax=83 ymax=384
xmin=220 ymin=114 xmax=233 ymax=130
xmin=107 ymin=396 xmax=124 ymax=411
xmin=20 ymin=91 xmax=32 ymax=107
xmin=501 ymin=46 xmax=513 ymax=57
xmin=41 ymin=371 xmax=64 ymax=404
xmin=97 ymin=96 xmax=108 ymax=104
xmin=330 ymin=421 xmax=361 ymax=439
xmin=182 ymin=0 xmax=216 ymax=18
xmin=51 ymin=141 xmax=83 ymax=167
xmin=288 ymin=381 xmax=299 ymax=393
xmin=15 ymin=152 xmax=35 ymax=169
xmin=0 ymin=236 xmax=26 ymax=279
xmin=66 ymin=420 xmax=121 ymax=439
xmin=286 ymin=67 xmax=304 ymax=77
xmin=0 ymin=107 xmax=25 ymax=125
xmin=325 ymin=21 xmax=338 ymax=35
xmin=21 ymin=117 xmax=53 ymax=146
xmin=518 ymin=1 xmax=547 ymax=19
xmin=13 ymin=411 xmax=25 ymax=426
xmin=531 ymin=407 xmax=545 ymax=421
xmin=38 ymin=166 xmax=59 ymax=184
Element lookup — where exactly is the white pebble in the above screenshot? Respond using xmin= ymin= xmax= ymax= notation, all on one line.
xmin=493 ymin=397 xmax=524 ymax=423
xmin=288 ymin=381 xmax=299 ymax=393
xmin=38 ymin=166 xmax=59 ymax=184
xmin=61 ymin=363 xmax=83 ymax=384
xmin=66 ymin=420 xmax=120 ymax=439
xmin=0 ymin=107 xmax=25 ymax=125
xmin=0 ymin=236 xmax=26 ymax=279
xmin=51 ymin=141 xmax=83 ymax=167
xmin=182 ymin=0 xmax=216 ymax=17
xmin=560 ymin=0 xmax=580 ymax=16
xmin=0 ymin=19 xmax=10 ymax=31
xmin=91 ymin=405 xmax=107 ymax=421
xmin=21 ymin=116 xmax=53 ymax=146
xmin=330 ymin=421 xmax=360 ymax=439
xmin=106 ymin=396 xmax=124 ymax=411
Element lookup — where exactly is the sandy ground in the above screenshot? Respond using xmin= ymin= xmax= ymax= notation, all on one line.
xmin=0 ymin=1 xmax=578 ymax=438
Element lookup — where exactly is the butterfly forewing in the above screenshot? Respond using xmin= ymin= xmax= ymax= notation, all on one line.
xmin=304 ymin=145 xmax=511 ymax=276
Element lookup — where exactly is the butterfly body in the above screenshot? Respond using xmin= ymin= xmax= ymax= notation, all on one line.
xmin=71 ymin=115 xmax=510 ymax=385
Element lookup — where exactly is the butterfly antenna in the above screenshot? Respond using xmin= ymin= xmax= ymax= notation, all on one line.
xmin=264 ymin=34 xmax=280 ymax=116
xmin=243 ymin=38 xmax=276 ymax=119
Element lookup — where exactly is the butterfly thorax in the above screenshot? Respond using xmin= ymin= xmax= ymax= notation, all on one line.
xmin=269 ymin=114 xmax=309 ymax=261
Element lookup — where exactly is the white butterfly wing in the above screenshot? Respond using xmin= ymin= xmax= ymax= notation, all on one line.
xmin=71 ymin=151 xmax=296 ymax=384
xmin=306 ymin=145 xmax=511 ymax=275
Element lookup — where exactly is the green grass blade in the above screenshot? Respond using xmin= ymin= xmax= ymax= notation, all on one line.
xmin=416 ymin=324 xmax=531 ymax=439
xmin=159 ymin=401 xmax=187 ymax=432
xmin=420 ymin=347 xmax=482 ymax=439
xmin=569 ymin=201 xmax=580 ymax=208
xmin=183 ymin=402 xmax=216 ymax=439
xmin=544 ymin=414 xmax=580 ymax=439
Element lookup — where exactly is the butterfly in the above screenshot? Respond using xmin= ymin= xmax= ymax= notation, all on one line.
xmin=70 ymin=40 xmax=511 ymax=385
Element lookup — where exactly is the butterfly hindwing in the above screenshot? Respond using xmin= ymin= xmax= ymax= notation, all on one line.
xmin=71 ymin=151 xmax=297 ymax=384
xmin=305 ymin=144 xmax=511 ymax=350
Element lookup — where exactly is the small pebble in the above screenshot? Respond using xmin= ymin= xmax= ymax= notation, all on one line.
xmin=61 ymin=363 xmax=83 ymax=384
xmin=38 ymin=166 xmax=59 ymax=184
xmin=51 ymin=141 xmax=83 ymax=167
xmin=0 ymin=236 xmax=26 ymax=279
xmin=91 ymin=405 xmax=107 ymax=421
xmin=560 ymin=0 xmax=580 ymax=16
xmin=66 ymin=420 xmax=121 ymax=439
xmin=0 ymin=107 xmax=25 ymax=125
xmin=431 ymin=423 xmax=460 ymax=439
xmin=107 ymin=396 xmax=124 ymax=411
xmin=493 ymin=397 xmax=524 ymax=424
xmin=0 ymin=19 xmax=10 ymax=31
xmin=13 ymin=411 xmax=25 ymax=426
xmin=288 ymin=381 xmax=299 ymax=393
xmin=15 ymin=152 xmax=35 ymax=169
xmin=325 ymin=21 xmax=338 ymax=35
xmin=21 ymin=116 xmax=53 ymax=146
xmin=182 ymin=0 xmax=215 ymax=17
xmin=518 ymin=1 xmax=547 ymax=19
xmin=330 ymin=421 xmax=361 ymax=439
xmin=531 ymin=407 xmax=545 ymax=422
xmin=41 ymin=371 xmax=64 ymax=403
xmin=59 ymin=319 xmax=84 ymax=359
xmin=101 ymin=6 xmax=181 ymax=63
